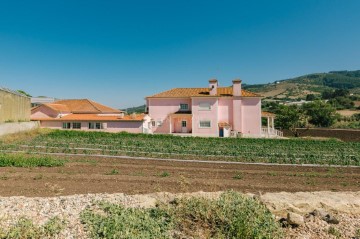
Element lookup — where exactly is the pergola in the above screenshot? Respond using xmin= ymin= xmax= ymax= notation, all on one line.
xmin=261 ymin=111 xmax=276 ymax=134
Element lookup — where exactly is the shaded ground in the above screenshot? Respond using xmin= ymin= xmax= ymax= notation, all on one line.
xmin=0 ymin=155 xmax=359 ymax=197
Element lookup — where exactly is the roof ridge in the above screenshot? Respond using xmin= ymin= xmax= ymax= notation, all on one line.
xmin=86 ymin=99 xmax=101 ymax=113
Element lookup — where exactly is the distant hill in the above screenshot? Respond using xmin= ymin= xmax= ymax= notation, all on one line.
xmin=122 ymin=104 xmax=146 ymax=114
xmin=243 ymin=70 xmax=360 ymax=100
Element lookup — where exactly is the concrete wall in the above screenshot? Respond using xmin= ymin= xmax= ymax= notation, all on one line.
xmin=0 ymin=121 xmax=39 ymax=137
xmin=0 ymin=89 xmax=31 ymax=123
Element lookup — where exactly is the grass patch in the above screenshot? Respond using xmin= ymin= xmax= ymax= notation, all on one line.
xmin=327 ymin=226 xmax=341 ymax=238
xmin=233 ymin=171 xmax=243 ymax=180
xmin=105 ymin=169 xmax=119 ymax=175
xmin=158 ymin=171 xmax=170 ymax=177
xmin=0 ymin=216 xmax=66 ymax=239
xmin=80 ymin=191 xmax=282 ymax=239
xmin=0 ymin=154 xmax=65 ymax=167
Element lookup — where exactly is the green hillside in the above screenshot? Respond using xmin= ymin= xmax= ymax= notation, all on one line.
xmin=244 ymin=70 xmax=360 ymax=100
xmin=122 ymin=104 xmax=146 ymax=114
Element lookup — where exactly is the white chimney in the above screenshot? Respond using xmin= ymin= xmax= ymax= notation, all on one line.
xmin=209 ymin=79 xmax=218 ymax=96
xmin=232 ymin=79 xmax=242 ymax=97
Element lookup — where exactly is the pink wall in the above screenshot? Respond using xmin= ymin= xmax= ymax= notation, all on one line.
xmin=148 ymin=98 xmax=191 ymax=133
xmin=232 ymin=97 xmax=242 ymax=132
xmin=241 ymin=98 xmax=261 ymax=136
xmin=172 ymin=118 xmax=192 ymax=133
xmin=39 ymin=120 xmax=143 ymax=133
xmin=107 ymin=121 xmax=143 ymax=133
xmin=218 ymin=98 xmax=233 ymax=126
xmin=32 ymin=106 xmax=58 ymax=119
xmin=192 ymin=98 xmax=218 ymax=136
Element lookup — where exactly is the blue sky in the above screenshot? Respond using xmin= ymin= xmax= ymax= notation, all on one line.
xmin=0 ymin=0 xmax=359 ymax=108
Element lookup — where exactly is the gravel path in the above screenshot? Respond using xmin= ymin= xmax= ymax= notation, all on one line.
xmin=0 ymin=191 xmax=359 ymax=238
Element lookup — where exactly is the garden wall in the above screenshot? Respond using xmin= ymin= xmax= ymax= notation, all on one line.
xmin=0 ymin=121 xmax=39 ymax=137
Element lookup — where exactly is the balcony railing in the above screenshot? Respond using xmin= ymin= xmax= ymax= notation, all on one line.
xmin=261 ymin=127 xmax=283 ymax=138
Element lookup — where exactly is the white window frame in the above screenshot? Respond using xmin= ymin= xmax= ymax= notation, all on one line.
xmin=62 ymin=122 xmax=71 ymax=129
xmin=179 ymin=103 xmax=189 ymax=111
xmin=199 ymin=120 xmax=211 ymax=128
xmin=88 ymin=122 xmax=103 ymax=129
xmin=151 ymin=121 xmax=156 ymax=127
xmin=199 ymin=102 xmax=211 ymax=111
xmin=72 ymin=122 xmax=81 ymax=129
xmin=156 ymin=120 xmax=163 ymax=127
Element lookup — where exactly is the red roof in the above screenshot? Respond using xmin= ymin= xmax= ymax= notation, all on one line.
xmin=147 ymin=87 xmax=262 ymax=98
xmin=32 ymin=113 xmax=146 ymax=122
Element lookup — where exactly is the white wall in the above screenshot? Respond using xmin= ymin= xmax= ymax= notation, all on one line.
xmin=0 ymin=121 xmax=40 ymax=137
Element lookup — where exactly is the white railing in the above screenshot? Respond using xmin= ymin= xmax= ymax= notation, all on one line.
xmin=261 ymin=127 xmax=283 ymax=138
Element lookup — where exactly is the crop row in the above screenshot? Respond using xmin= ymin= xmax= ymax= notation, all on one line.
xmin=0 ymin=130 xmax=359 ymax=166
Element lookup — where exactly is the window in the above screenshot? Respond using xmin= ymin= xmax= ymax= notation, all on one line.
xmin=88 ymin=122 xmax=103 ymax=129
xmin=199 ymin=102 xmax=211 ymax=111
xmin=179 ymin=104 xmax=189 ymax=111
xmin=157 ymin=120 xmax=163 ymax=127
xmin=199 ymin=120 xmax=211 ymax=128
xmin=62 ymin=122 xmax=71 ymax=129
xmin=181 ymin=120 xmax=187 ymax=127
xmin=151 ymin=121 xmax=156 ymax=127
xmin=72 ymin=122 xmax=81 ymax=129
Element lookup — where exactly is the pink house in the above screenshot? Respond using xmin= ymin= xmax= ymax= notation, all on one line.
xmin=31 ymin=99 xmax=151 ymax=133
xmin=146 ymin=79 xmax=265 ymax=137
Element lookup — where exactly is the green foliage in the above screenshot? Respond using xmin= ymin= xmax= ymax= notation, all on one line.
xmin=158 ymin=171 xmax=170 ymax=177
xmin=0 ymin=217 xmax=66 ymax=239
xmin=0 ymin=154 xmax=65 ymax=167
xmin=302 ymin=101 xmax=337 ymax=127
xmin=327 ymin=226 xmax=341 ymax=238
xmin=275 ymin=105 xmax=306 ymax=136
xmin=81 ymin=202 xmax=172 ymax=239
xmin=123 ymin=105 xmax=146 ymax=114
xmin=306 ymin=94 xmax=316 ymax=101
xmin=16 ymin=90 xmax=32 ymax=97
xmin=80 ymin=191 xmax=283 ymax=239
xmin=233 ymin=171 xmax=243 ymax=179
xmin=2 ymin=129 xmax=360 ymax=166
xmin=106 ymin=169 xmax=119 ymax=175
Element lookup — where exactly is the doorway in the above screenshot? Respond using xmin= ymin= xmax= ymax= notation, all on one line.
xmin=181 ymin=120 xmax=187 ymax=133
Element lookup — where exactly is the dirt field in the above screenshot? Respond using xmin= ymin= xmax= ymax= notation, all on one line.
xmin=0 ymin=155 xmax=359 ymax=197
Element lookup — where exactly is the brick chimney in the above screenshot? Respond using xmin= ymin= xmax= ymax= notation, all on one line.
xmin=232 ymin=79 xmax=242 ymax=97
xmin=209 ymin=79 xmax=218 ymax=96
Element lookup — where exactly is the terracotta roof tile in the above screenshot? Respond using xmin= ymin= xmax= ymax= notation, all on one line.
xmin=51 ymin=99 xmax=122 ymax=114
xmin=261 ymin=111 xmax=276 ymax=117
xmin=147 ymin=87 xmax=261 ymax=98
xmin=32 ymin=113 xmax=146 ymax=122
xmin=44 ymin=103 xmax=70 ymax=113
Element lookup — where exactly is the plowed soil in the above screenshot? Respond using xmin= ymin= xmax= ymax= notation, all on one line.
xmin=0 ymin=155 xmax=359 ymax=197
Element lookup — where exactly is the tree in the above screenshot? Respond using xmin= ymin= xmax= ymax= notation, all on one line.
xmin=306 ymin=94 xmax=316 ymax=101
xmin=275 ymin=105 xmax=307 ymax=137
xmin=302 ymin=101 xmax=337 ymax=127
xmin=17 ymin=90 xmax=32 ymax=97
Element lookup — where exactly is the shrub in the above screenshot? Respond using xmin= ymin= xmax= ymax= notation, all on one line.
xmin=0 ymin=217 xmax=65 ymax=239
xmin=80 ymin=191 xmax=283 ymax=239
xmin=81 ymin=202 xmax=172 ymax=239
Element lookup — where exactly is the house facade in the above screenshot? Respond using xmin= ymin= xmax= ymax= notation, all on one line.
xmin=31 ymin=99 xmax=151 ymax=133
xmin=146 ymin=79 xmax=263 ymax=137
